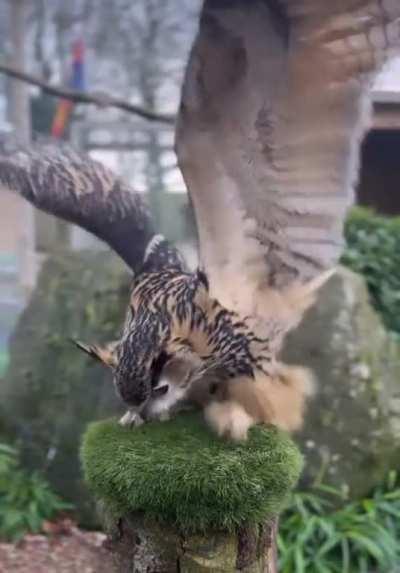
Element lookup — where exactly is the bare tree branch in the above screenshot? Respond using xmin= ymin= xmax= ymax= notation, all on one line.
xmin=0 ymin=62 xmax=175 ymax=124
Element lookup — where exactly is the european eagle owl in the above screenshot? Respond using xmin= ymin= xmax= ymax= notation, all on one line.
xmin=1 ymin=0 xmax=399 ymax=439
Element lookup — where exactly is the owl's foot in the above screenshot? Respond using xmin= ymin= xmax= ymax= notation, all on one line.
xmin=119 ymin=410 xmax=144 ymax=428
xmin=204 ymin=401 xmax=254 ymax=441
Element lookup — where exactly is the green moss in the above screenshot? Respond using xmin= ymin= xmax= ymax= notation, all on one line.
xmin=81 ymin=413 xmax=302 ymax=533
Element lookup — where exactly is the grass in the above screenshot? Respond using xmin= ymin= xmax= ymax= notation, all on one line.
xmin=278 ymin=474 xmax=400 ymax=573
xmin=81 ymin=412 xmax=302 ymax=532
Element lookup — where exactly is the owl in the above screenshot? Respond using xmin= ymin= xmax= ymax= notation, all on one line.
xmin=1 ymin=0 xmax=399 ymax=439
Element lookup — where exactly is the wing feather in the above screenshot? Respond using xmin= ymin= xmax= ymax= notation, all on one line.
xmin=0 ymin=142 xmax=155 ymax=271
xmin=176 ymin=0 xmax=400 ymax=324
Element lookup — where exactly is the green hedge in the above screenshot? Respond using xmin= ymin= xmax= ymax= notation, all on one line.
xmin=342 ymin=208 xmax=400 ymax=336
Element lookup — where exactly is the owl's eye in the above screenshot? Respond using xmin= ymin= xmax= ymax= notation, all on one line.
xmin=150 ymin=352 xmax=171 ymax=387
xmin=152 ymin=384 xmax=169 ymax=398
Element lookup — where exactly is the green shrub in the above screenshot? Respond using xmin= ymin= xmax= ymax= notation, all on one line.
xmin=278 ymin=473 xmax=400 ymax=573
xmin=342 ymin=208 xmax=400 ymax=335
xmin=0 ymin=443 xmax=72 ymax=541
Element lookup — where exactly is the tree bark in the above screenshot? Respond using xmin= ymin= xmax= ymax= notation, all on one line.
xmin=9 ymin=0 xmax=37 ymax=292
xmin=102 ymin=512 xmax=278 ymax=572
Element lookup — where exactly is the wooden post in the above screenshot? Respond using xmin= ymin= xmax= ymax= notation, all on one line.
xmin=102 ymin=511 xmax=278 ymax=573
xmin=81 ymin=418 xmax=300 ymax=573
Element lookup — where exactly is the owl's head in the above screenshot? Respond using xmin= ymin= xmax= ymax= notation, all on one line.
xmin=113 ymin=336 xmax=171 ymax=410
xmin=74 ymin=330 xmax=172 ymax=413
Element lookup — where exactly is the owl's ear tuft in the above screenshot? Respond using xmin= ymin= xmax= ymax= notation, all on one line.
xmin=72 ymin=340 xmax=118 ymax=369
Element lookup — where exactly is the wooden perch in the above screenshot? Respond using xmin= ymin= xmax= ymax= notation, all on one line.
xmin=0 ymin=62 xmax=175 ymax=124
xmin=103 ymin=513 xmax=279 ymax=572
xmin=81 ymin=415 xmax=302 ymax=572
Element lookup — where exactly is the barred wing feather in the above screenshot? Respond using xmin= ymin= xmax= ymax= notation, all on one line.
xmin=176 ymin=0 xmax=400 ymax=325
xmin=0 ymin=143 xmax=155 ymax=271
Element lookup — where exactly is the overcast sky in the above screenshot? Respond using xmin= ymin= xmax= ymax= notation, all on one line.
xmin=374 ymin=56 xmax=400 ymax=92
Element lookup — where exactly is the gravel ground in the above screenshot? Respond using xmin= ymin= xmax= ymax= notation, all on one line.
xmin=0 ymin=527 xmax=115 ymax=573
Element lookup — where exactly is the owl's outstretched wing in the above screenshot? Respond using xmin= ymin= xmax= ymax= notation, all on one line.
xmin=176 ymin=0 xmax=400 ymax=325
xmin=0 ymin=143 xmax=155 ymax=271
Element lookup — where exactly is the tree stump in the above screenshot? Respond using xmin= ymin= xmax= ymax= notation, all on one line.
xmin=102 ymin=512 xmax=278 ymax=572
xmin=81 ymin=413 xmax=302 ymax=572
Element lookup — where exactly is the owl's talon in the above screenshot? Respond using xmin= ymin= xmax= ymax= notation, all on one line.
xmin=119 ymin=410 xmax=144 ymax=428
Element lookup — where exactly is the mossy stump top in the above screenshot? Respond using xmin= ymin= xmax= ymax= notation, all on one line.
xmin=81 ymin=413 xmax=302 ymax=533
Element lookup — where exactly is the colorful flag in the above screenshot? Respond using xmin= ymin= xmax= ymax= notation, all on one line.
xmin=51 ymin=40 xmax=85 ymax=139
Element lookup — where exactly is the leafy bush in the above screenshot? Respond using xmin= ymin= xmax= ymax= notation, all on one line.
xmin=342 ymin=208 xmax=400 ymax=335
xmin=278 ymin=473 xmax=400 ymax=573
xmin=0 ymin=443 xmax=72 ymax=541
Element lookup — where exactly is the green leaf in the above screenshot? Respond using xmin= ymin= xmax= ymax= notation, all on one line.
xmin=0 ymin=441 xmax=72 ymax=541
xmin=346 ymin=531 xmax=385 ymax=562
xmin=294 ymin=546 xmax=305 ymax=573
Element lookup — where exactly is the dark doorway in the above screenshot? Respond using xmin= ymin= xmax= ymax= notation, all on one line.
xmin=357 ymin=130 xmax=400 ymax=215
